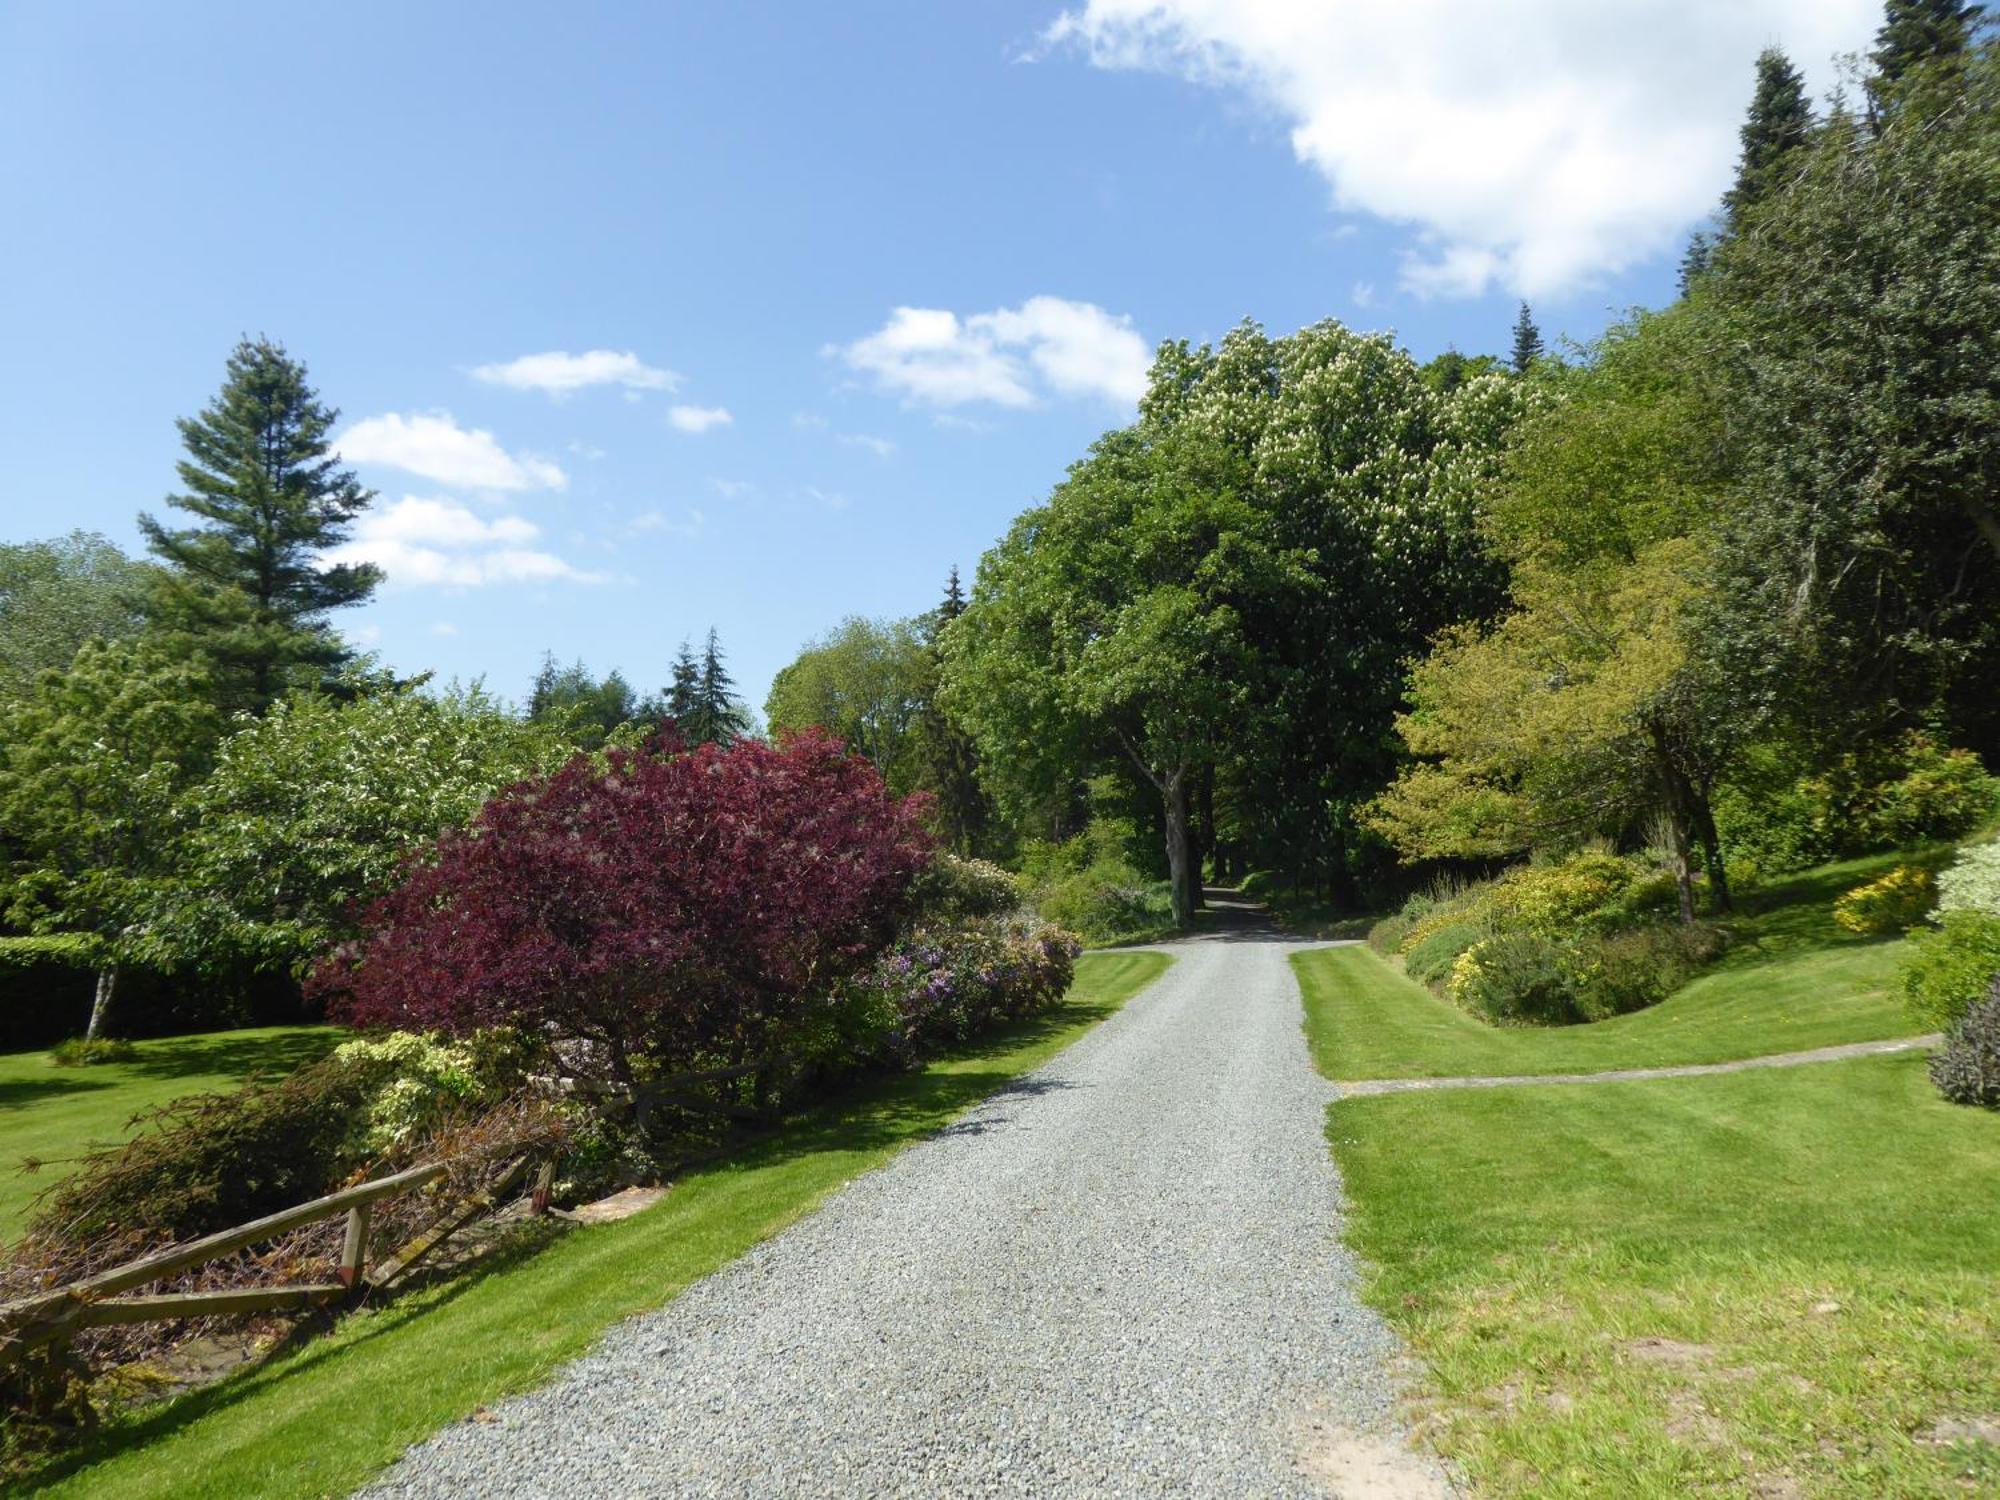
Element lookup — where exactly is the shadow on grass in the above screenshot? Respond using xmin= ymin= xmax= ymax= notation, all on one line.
xmin=0 ymin=1076 xmax=112 ymax=1113
xmin=115 ymin=1030 xmax=343 ymax=1087
xmin=15 ymin=1219 xmax=568 ymax=1493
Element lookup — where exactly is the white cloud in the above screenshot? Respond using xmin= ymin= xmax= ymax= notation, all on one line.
xmin=1351 ymin=280 xmax=1377 ymax=309
xmin=667 ymin=404 xmax=734 ymax=434
xmin=804 ymin=485 xmax=850 ymax=511
xmin=327 ymin=496 xmax=601 ymax=587
xmin=791 ymin=412 xmax=830 ymax=430
xmin=470 ymin=349 xmax=680 ymax=397
xmin=430 ymin=621 xmax=460 ymax=637
xmin=711 ymin=477 xmax=755 ymax=498
xmin=630 ymin=506 xmax=707 ymax=537
xmin=837 ymin=432 xmax=897 ymax=458
xmin=834 ymin=296 xmax=1151 ymax=409
xmin=336 ymin=413 xmax=566 ymax=492
xmin=1046 ymin=0 xmax=1875 ymax=297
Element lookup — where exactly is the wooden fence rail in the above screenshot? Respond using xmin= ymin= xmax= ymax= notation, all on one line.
xmin=0 ymin=1151 xmax=554 ymax=1373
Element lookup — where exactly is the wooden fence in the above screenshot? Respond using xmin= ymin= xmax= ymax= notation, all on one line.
xmin=0 ymin=1151 xmax=558 ymax=1374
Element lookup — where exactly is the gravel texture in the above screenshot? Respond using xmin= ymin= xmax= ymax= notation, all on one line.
xmin=366 ymin=924 xmax=1450 ymax=1498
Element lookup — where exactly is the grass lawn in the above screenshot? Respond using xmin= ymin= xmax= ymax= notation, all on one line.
xmin=1297 ymin=856 xmax=1926 ymax=1081
xmin=0 ymin=1028 xmax=343 ymax=1241
xmin=21 ymin=949 xmax=1171 ymax=1499
xmin=1328 ymin=1055 xmax=2000 ymax=1497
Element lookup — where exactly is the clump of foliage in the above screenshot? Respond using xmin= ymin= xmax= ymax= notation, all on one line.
xmin=313 ymin=729 xmax=931 ymax=1091
xmin=1929 ymin=983 xmax=2000 ymax=1109
xmin=1389 ymin=850 xmax=1715 ymax=1025
xmin=30 ymin=1055 xmax=378 ymax=1244
xmin=1017 ymin=815 xmax=1173 ymax=945
xmin=839 ymin=918 xmax=1080 ymax=1067
xmin=1834 ymin=865 xmax=1937 ymax=935
xmin=331 ymin=1030 xmax=536 ymax=1156
xmin=904 ymin=853 xmax=1021 ymax=924
xmin=1900 ymin=911 xmax=2000 ymax=1031
xmin=152 ymin=680 xmax=571 ymax=979
xmin=47 ymin=1038 xmax=137 ymax=1067
xmin=1937 ymin=840 xmax=2000 ymax=917
xmin=1405 ymin=922 xmax=1487 ymax=986
xmin=1448 ymin=933 xmax=1579 ymax=1025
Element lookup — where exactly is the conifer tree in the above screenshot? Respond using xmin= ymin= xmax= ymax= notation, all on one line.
xmin=139 ymin=338 xmax=379 ymax=714
xmin=678 ymin=628 xmax=749 ymax=745
xmin=1869 ymin=0 xmax=1982 ymax=123
xmin=1724 ymin=49 xmax=1815 ymax=231
xmin=663 ymin=640 xmax=700 ymax=725
xmin=1509 ymin=303 xmax=1544 ymax=373
xmin=920 ymin=567 xmax=988 ymax=854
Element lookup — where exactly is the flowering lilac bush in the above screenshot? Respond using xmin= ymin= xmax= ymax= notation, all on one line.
xmin=842 ymin=916 xmax=1080 ymax=1066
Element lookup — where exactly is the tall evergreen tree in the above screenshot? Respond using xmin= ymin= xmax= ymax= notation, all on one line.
xmin=139 ymin=338 xmax=380 ymax=714
xmin=527 ymin=653 xmax=637 ymax=749
xmin=1724 ymin=49 xmax=1815 ymax=231
xmin=662 ymin=640 xmax=700 ymax=725
xmin=1869 ymin=0 xmax=1983 ymax=123
xmin=677 ymin=627 xmax=749 ymax=745
xmin=1509 ymin=303 xmax=1544 ymax=373
xmin=920 ymin=567 xmax=988 ymax=854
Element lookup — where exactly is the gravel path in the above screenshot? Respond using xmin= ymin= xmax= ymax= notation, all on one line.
xmin=366 ymin=917 xmax=1450 ymax=1498
xmin=1337 ymin=1032 xmax=1944 ymax=1097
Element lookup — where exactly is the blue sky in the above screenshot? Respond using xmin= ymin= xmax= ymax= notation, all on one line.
xmin=0 ymin=1 xmax=1878 ymax=712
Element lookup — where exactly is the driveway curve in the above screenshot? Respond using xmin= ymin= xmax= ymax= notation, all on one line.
xmin=366 ymin=910 xmax=1448 ymax=1498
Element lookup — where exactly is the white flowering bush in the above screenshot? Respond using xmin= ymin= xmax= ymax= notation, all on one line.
xmin=1937 ymin=841 xmax=2000 ymax=918
xmin=333 ymin=1028 xmax=532 ymax=1154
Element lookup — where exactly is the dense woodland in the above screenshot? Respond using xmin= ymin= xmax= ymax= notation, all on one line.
xmin=1 ymin=9 xmax=1997 ymax=1040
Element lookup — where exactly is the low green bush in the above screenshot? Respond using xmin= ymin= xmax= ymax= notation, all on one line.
xmin=1930 ymin=984 xmax=2000 ymax=1109
xmin=1031 ymin=871 xmax=1172 ymax=945
xmin=47 ymin=1037 xmax=136 ymax=1067
xmin=904 ymin=853 xmax=1023 ymax=923
xmin=1568 ymin=922 xmax=1727 ymax=1021
xmin=1405 ymin=922 xmax=1485 ymax=984
xmin=1900 ymin=910 xmax=2000 ymax=1030
xmin=1367 ymin=912 xmax=1413 ymax=955
xmin=1448 ymin=933 xmax=1583 ymax=1025
xmin=1833 ymin=865 xmax=1936 ymax=935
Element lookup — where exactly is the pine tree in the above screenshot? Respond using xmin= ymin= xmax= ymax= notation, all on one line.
xmin=1869 ymin=0 xmax=1982 ymax=124
xmin=1725 ymin=49 xmax=1815 ymax=231
xmin=1509 ymin=303 xmax=1543 ymax=374
xmin=678 ymin=628 xmax=749 ymax=745
xmin=663 ymin=640 xmax=700 ymax=724
xmin=139 ymin=338 xmax=379 ymax=713
xmin=918 ymin=567 xmax=988 ymax=854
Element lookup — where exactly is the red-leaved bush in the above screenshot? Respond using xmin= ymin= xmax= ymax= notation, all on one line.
xmin=309 ymin=729 xmax=931 ymax=1086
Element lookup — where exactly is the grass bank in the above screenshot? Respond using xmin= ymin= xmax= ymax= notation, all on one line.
xmin=23 ymin=949 xmax=1170 ymax=1499
xmin=1297 ymin=856 xmax=1923 ymax=1081
xmin=1302 ymin=853 xmax=2000 ymax=1495
xmin=1329 ymin=1056 xmax=2000 ymax=1496
xmin=0 ymin=1028 xmax=342 ymax=1240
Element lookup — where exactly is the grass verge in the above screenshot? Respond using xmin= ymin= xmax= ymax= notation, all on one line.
xmin=1295 ymin=855 xmax=1938 ymax=1082
xmin=0 ymin=1028 xmax=342 ymax=1240
xmin=21 ymin=950 xmax=1171 ymax=1499
xmin=1328 ymin=1055 xmax=2000 ymax=1497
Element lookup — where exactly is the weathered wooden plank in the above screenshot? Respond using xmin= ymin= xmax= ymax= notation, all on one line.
xmin=0 ymin=1161 xmax=451 ymax=1320
xmin=339 ymin=1202 xmax=372 ymax=1289
xmin=368 ymin=1156 xmax=534 ymax=1288
xmin=79 ymin=1284 xmax=347 ymax=1326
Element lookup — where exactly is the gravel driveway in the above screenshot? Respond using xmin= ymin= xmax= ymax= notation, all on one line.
xmin=366 ymin=917 xmax=1450 ymax=1498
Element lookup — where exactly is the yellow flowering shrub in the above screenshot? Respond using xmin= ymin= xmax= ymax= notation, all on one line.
xmin=1833 ymin=865 xmax=1936 ymax=936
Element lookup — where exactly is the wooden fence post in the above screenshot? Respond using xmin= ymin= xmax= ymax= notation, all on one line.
xmin=339 ymin=1204 xmax=371 ymax=1290
xmin=530 ymin=1157 xmax=557 ymax=1215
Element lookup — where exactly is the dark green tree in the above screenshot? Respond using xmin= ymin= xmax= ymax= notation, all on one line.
xmin=527 ymin=653 xmax=638 ymax=749
xmin=1509 ymin=303 xmax=1544 ymax=373
xmin=139 ymin=338 xmax=380 ymax=714
xmin=676 ymin=628 xmax=750 ymax=745
xmin=1869 ymin=0 xmax=1983 ymax=123
xmin=0 ymin=531 xmax=152 ymax=701
xmin=917 ymin=568 xmax=989 ymax=854
xmin=1724 ymin=49 xmax=1815 ymax=230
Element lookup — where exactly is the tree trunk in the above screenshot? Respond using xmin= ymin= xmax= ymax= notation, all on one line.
xmin=1648 ymin=726 xmax=1698 ymax=927
xmin=86 ymin=965 xmax=117 ymax=1042
xmin=1194 ymin=766 xmax=1216 ymax=906
xmin=1162 ymin=768 xmax=1196 ymax=928
xmin=1693 ymin=789 xmax=1733 ymax=914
